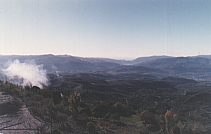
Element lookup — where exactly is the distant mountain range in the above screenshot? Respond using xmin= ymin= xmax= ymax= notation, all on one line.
xmin=1 ymin=54 xmax=211 ymax=81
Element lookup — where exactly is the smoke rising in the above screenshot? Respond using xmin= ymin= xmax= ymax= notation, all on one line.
xmin=2 ymin=60 xmax=48 ymax=89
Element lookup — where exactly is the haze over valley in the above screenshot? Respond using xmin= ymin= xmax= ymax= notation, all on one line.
xmin=0 ymin=54 xmax=211 ymax=133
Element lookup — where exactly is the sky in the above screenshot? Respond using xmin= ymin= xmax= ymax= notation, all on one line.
xmin=0 ymin=0 xmax=211 ymax=59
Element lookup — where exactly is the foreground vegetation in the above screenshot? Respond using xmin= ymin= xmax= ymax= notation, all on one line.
xmin=0 ymin=73 xmax=211 ymax=134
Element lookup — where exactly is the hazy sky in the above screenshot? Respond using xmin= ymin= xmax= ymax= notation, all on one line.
xmin=0 ymin=0 xmax=211 ymax=58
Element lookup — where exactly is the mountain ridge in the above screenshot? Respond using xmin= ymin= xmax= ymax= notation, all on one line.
xmin=1 ymin=54 xmax=211 ymax=81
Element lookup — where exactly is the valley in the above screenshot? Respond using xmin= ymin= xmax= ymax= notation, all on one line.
xmin=0 ymin=55 xmax=211 ymax=134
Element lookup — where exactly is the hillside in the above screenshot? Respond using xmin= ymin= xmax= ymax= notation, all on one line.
xmin=1 ymin=55 xmax=211 ymax=81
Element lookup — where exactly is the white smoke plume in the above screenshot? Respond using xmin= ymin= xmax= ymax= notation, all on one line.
xmin=2 ymin=60 xmax=48 ymax=89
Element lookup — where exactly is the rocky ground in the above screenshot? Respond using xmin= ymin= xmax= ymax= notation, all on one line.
xmin=0 ymin=92 xmax=42 ymax=134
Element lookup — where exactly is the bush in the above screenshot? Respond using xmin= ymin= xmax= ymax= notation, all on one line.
xmin=87 ymin=122 xmax=97 ymax=134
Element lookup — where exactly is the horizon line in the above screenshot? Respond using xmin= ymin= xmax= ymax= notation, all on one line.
xmin=0 ymin=53 xmax=211 ymax=60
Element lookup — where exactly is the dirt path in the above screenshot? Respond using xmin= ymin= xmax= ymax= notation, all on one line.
xmin=0 ymin=92 xmax=42 ymax=134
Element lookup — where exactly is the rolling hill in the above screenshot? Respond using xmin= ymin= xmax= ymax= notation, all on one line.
xmin=1 ymin=55 xmax=211 ymax=81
